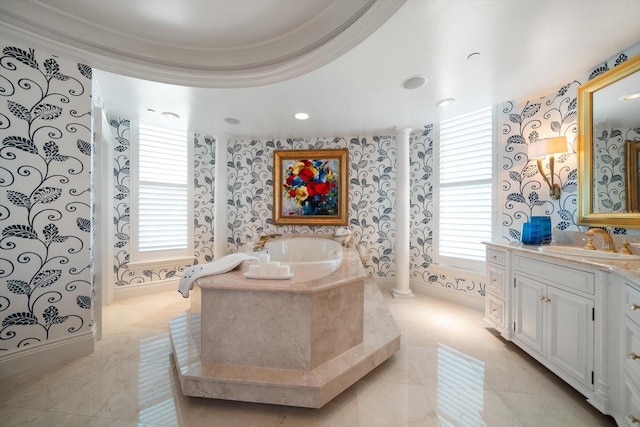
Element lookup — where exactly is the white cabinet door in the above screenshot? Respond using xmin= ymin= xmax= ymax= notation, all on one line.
xmin=514 ymin=275 xmax=546 ymax=357
xmin=546 ymin=285 xmax=594 ymax=389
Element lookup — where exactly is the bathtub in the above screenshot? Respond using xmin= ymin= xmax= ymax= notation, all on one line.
xmin=264 ymin=237 xmax=343 ymax=278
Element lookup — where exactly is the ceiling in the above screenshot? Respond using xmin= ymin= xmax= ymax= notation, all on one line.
xmin=2 ymin=0 xmax=640 ymax=139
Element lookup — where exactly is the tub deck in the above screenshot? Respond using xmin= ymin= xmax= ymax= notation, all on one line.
xmin=169 ymin=246 xmax=401 ymax=408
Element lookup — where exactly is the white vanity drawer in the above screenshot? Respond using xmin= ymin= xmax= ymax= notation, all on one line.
xmin=624 ymin=379 xmax=640 ymax=426
xmin=487 ymin=265 xmax=506 ymax=299
xmin=487 ymin=248 xmax=506 ymax=267
xmin=485 ymin=294 xmax=505 ymax=330
xmin=625 ymin=317 xmax=640 ymax=389
xmin=514 ymin=255 xmax=595 ymax=295
xmin=626 ymin=285 xmax=640 ymax=328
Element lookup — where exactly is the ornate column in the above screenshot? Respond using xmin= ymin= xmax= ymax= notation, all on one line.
xmin=392 ymin=128 xmax=415 ymax=298
xmin=214 ymin=135 xmax=228 ymax=259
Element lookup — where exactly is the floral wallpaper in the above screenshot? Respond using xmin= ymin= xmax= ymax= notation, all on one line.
xmin=409 ymin=126 xmax=435 ymax=276
xmin=593 ymin=124 xmax=640 ymax=212
xmin=110 ymin=118 xmax=134 ymax=285
xmin=499 ymin=47 xmax=640 ymax=242
xmin=0 ymin=41 xmax=93 ymax=355
xmin=193 ymin=134 xmax=217 ymax=263
xmin=109 ymin=120 xmax=216 ymax=287
xmin=500 ymin=97 xmax=579 ymax=241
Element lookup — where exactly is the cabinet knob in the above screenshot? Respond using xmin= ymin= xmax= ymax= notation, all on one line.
xmin=539 ymin=296 xmax=551 ymax=303
xmin=631 ymin=303 xmax=640 ymax=311
xmin=631 ymin=353 xmax=640 ymax=360
xmin=539 ymin=296 xmax=545 ymax=301
xmin=630 ymin=415 xmax=640 ymax=424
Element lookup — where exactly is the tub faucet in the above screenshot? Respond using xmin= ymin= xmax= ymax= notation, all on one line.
xmin=254 ymin=233 xmax=281 ymax=251
xmin=585 ymin=228 xmax=616 ymax=253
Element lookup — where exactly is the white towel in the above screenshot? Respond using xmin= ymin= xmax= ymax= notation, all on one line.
xmin=178 ymin=253 xmax=257 ymax=298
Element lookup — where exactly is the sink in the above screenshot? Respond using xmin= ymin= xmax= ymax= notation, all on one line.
xmin=538 ymin=245 xmax=640 ymax=261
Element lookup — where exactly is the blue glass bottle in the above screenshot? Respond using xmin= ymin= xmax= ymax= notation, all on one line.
xmin=531 ymin=216 xmax=552 ymax=244
xmin=521 ymin=222 xmax=542 ymax=245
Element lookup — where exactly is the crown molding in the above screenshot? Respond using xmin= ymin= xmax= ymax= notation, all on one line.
xmin=0 ymin=0 xmax=404 ymax=87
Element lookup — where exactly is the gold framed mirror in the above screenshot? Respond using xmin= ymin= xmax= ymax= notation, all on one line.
xmin=577 ymin=53 xmax=640 ymax=228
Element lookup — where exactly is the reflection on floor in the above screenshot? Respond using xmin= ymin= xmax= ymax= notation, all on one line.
xmin=0 ymin=282 xmax=617 ymax=426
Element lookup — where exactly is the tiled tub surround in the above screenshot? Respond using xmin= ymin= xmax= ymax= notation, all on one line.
xmin=169 ymin=244 xmax=401 ymax=408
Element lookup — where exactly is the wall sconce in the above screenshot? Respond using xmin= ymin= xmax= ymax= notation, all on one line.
xmin=528 ymin=136 xmax=568 ymax=200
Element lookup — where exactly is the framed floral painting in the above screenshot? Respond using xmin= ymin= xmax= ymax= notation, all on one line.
xmin=273 ymin=149 xmax=348 ymax=225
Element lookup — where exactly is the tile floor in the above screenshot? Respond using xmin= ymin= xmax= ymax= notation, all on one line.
xmin=0 ymin=283 xmax=617 ymax=426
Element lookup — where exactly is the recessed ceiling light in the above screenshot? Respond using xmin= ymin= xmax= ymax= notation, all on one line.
xmin=467 ymin=52 xmax=480 ymax=60
xmin=224 ymin=117 xmax=241 ymax=125
xmin=146 ymin=108 xmax=156 ymax=113
xmin=294 ymin=112 xmax=309 ymax=120
xmin=623 ymin=91 xmax=640 ymax=100
xmin=436 ymin=98 xmax=456 ymax=108
xmin=402 ymin=75 xmax=427 ymax=90
xmin=161 ymin=112 xmax=180 ymax=120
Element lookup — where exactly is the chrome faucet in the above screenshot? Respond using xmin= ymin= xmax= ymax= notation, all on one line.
xmin=253 ymin=233 xmax=281 ymax=251
xmin=585 ymin=228 xmax=616 ymax=253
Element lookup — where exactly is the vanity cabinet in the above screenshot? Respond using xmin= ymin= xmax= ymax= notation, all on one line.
xmin=484 ymin=244 xmax=610 ymax=414
xmin=484 ymin=243 xmax=640 ymax=425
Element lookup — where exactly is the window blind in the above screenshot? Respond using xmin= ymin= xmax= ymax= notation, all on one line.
xmin=138 ymin=124 xmax=189 ymax=253
xmin=438 ymin=107 xmax=492 ymax=264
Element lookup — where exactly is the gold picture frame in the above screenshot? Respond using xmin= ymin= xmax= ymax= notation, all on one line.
xmin=273 ymin=149 xmax=348 ymax=225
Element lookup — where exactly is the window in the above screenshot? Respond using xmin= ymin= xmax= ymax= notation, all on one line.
xmin=131 ymin=123 xmax=193 ymax=263
xmin=435 ymin=107 xmax=493 ymax=271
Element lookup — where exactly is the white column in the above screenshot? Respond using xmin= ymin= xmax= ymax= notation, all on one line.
xmin=214 ymin=135 xmax=228 ymax=259
xmin=392 ymin=128 xmax=414 ymax=298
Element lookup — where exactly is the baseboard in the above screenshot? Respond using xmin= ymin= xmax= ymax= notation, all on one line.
xmin=0 ymin=331 xmax=94 ymax=379
xmin=373 ymin=276 xmax=483 ymax=311
xmin=410 ymin=280 xmax=484 ymax=311
xmin=114 ymin=278 xmax=179 ymax=300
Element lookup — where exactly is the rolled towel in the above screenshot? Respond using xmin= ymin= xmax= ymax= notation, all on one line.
xmin=178 ymin=253 xmax=258 ymax=298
